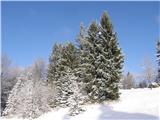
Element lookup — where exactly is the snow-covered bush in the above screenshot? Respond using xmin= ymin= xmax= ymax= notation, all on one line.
xmin=148 ymin=82 xmax=159 ymax=88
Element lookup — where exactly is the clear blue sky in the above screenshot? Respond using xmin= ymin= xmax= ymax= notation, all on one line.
xmin=2 ymin=1 xmax=159 ymax=73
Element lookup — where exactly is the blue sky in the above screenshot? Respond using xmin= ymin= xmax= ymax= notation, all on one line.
xmin=2 ymin=1 xmax=159 ymax=73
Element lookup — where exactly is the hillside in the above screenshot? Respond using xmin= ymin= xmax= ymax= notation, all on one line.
xmin=2 ymin=88 xmax=160 ymax=120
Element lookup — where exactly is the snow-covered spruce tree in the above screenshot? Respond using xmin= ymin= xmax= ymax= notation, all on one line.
xmin=56 ymin=72 xmax=85 ymax=116
xmin=156 ymin=40 xmax=160 ymax=84
xmin=47 ymin=43 xmax=63 ymax=107
xmin=77 ymin=21 xmax=101 ymax=102
xmin=1 ymin=54 xmax=21 ymax=115
xmin=3 ymin=70 xmax=34 ymax=119
xmin=77 ymin=12 xmax=124 ymax=102
xmin=3 ymin=61 xmax=51 ymax=119
xmin=67 ymin=73 xmax=85 ymax=116
xmin=97 ymin=11 xmax=124 ymax=100
xmin=47 ymin=42 xmax=85 ymax=111
xmin=47 ymin=43 xmax=63 ymax=84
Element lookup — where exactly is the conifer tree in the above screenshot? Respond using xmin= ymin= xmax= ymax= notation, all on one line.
xmin=68 ymin=73 xmax=85 ymax=116
xmin=78 ymin=11 xmax=124 ymax=102
xmin=77 ymin=21 xmax=100 ymax=102
xmin=47 ymin=44 xmax=63 ymax=107
xmin=156 ymin=40 xmax=160 ymax=83
xmin=98 ymin=11 xmax=124 ymax=100
xmin=3 ymin=70 xmax=34 ymax=119
xmin=47 ymin=43 xmax=63 ymax=84
xmin=3 ymin=63 xmax=51 ymax=119
xmin=55 ymin=72 xmax=85 ymax=115
xmin=47 ymin=42 xmax=85 ymax=110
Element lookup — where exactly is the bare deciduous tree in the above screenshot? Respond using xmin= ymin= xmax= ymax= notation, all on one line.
xmin=141 ymin=57 xmax=155 ymax=87
xmin=32 ymin=58 xmax=46 ymax=80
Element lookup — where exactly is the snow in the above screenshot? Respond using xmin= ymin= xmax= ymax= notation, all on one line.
xmin=1 ymin=88 xmax=160 ymax=120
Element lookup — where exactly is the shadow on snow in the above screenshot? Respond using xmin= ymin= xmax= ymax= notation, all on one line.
xmin=98 ymin=104 xmax=159 ymax=120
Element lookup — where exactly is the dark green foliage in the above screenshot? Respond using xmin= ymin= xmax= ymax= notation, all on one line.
xmin=47 ymin=11 xmax=124 ymax=105
xmin=138 ymin=80 xmax=147 ymax=88
xmin=77 ymin=11 xmax=124 ymax=102
xmin=97 ymin=11 xmax=124 ymax=100
xmin=47 ymin=42 xmax=80 ymax=107
xmin=77 ymin=21 xmax=99 ymax=102
xmin=156 ymin=40 xmax=160 ymax=83
xmin=47 ymin=43 xmax=63 ymax=84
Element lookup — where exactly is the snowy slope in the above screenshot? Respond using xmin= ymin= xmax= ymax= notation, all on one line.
xmin=1 ymin=88 xmax=160 ymax=120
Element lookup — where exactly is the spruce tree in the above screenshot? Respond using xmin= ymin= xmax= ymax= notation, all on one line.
xmin=3 ymin=63 xmax=51 ymax=119
xmin=98 ymin=11 xmax=124 ymax=100
xmin=68 ymin=73 xmax=85 ymax=116
xmin=56 ymin=72 xmax=85 ymax=115
xmin=156 ymin=40 xmax=160 ymax=84
xmin=77 ymin=21 xmax=100 ymax=102
xmin=47 ymin=42 xmax=85 ymax=109
xmin=78 ymin=11 xmax=124 ymax=102
xmin=47 ymin=43 xmax=79 ymax=84
xmin=47 ymin=44 xmax=63 ymax=107
xmin=3 ymin=70 xmax=34 ymax=119
xmin=47 ymin=43 xmax=63 ymax=84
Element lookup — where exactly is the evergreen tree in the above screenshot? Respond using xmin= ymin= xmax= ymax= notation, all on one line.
xmin=78 ymin=12 xmax=124 ymax=102
xmin=47 ymin=42 xmax=85 ymax=109
xmin=97 ymin=11 xmax=124 ymax=100
xmin=3 ymin=63 xmax=51 ymax=119
xmin=138 ymin=80 xmax=147 ymax=88
xmin=47 ymin=43 xmax=63 ymax=84
xmin=1 ymin=54 xmax=21 ymax=115
xmin=156 ymin=40 xmax=160 ymax=84
xmin=3 ymin=70 xmax=35 ymax=119
xmin=77 ymin=21 xmax=100 ymax=102
xmin=47 ymin=44 xmax=63 ymax=107
xmin=55 ymin=72 xmax=85 ymax=115
xmin=68 ymin=73 xmax=85 ymax=116
xmin=47 ymin=43 xmax=79 ymax=82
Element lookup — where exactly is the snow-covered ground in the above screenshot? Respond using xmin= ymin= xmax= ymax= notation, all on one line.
xmin=2 ymin=88 xmax=160 ymax=120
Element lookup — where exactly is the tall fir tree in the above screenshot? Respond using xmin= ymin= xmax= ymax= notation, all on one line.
xmin=78 ymin=11 xmax=124 ymax=102
xmin=98 ymin=11 xmax=124 ymax=100
xmin=47 ymin=43 xmax=63 ymax=84
xmin=156 ymin=40 xmax=160 ymax=83
xmin=47 ymin=42 xmax=85 ymax=111
xmin=77 ymin=21 xmax=101 ymax=102
xmin=57 ymin=43 xmax=79 ymax=107
xmin=47 ymin=44 xmax=63 ymax=107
